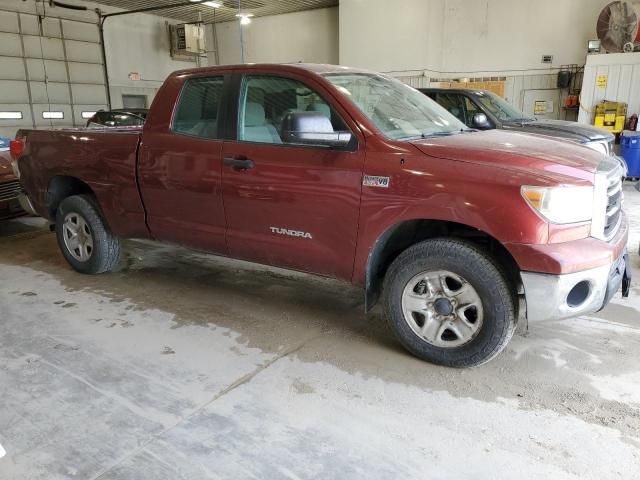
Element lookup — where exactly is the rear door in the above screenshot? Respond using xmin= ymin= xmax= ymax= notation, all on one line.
xmin=220 ymin=71 xmax=366 ymax=280
xmin=138 ymin=73 xmax=230 ymax=253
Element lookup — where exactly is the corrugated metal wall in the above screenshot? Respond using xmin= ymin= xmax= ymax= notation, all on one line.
xmin=0 ymin=8 xmax=108 ymax=138
xmin=578 ymin=52 xmax=640 ymax=125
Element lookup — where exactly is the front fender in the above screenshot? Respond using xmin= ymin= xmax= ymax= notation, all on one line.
xmin=352 ymin=151 xmax=549 ymax=288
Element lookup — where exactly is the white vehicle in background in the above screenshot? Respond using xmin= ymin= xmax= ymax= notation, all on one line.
xmin=0 ymin=136 xmax=10 ymax=152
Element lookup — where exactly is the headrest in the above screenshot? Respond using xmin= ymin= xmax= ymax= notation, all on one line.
xmin=306 ymin=103 xmax=331 ymax=118
xmin=245 ymin=102 xmax=266 ymax=127
xmin=281 ymin=111 xmax=334 ymax=137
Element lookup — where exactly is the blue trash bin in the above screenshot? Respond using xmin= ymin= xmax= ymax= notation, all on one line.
xmin=621 ymin=134 xmax=640 ymax=177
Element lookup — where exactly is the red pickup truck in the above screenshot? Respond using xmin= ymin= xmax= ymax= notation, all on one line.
xmin=11 ymin=64 xmax=631 ymax=367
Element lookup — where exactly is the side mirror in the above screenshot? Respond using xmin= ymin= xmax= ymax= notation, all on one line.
xmin=472 ymin=113 xmax=492 ymax=129
xmin=281 ymin=111 xmax=352 ymax=147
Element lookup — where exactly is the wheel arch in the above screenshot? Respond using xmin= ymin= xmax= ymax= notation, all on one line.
xmin=47 ymin=176 xmax=96 ymax=219
xmin=364 ymin=219 xmax=522 ymax=312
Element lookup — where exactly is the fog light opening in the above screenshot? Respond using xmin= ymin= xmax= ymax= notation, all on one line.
xmin=567 ymin=281 xmax=591 ymax=308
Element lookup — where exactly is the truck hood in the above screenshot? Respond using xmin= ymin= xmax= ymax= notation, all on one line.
xmin=411 ymin=130 xmax=603 ymax=183
xmin=502 ymin=119 xmax=613 ymax=143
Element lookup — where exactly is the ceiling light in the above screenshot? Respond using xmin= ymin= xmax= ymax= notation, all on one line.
xmin=190 ymin=0 xmax=221 ymax=7
xmin=236 ymin=13 xmax=254 ymax=25
xmin=42 ymin=111 xmax=64 ymax=119
xmin=0 ymin=111 xmax=22 ymax=120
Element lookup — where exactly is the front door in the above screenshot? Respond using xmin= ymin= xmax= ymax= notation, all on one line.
xmin=434 ymin=92 xmax=468 ymax=125
xmin=138 ymin=74 xmax=229 ymax=253
xmin=221 ymin=73 xmax=365 ymax=280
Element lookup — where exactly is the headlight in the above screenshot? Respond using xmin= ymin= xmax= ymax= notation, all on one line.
xmin=521 ymin=185 xmax=593 ymax=224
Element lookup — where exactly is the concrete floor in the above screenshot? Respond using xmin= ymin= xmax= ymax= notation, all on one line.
xmin=0 ymin=184 xmax=639 ymax=480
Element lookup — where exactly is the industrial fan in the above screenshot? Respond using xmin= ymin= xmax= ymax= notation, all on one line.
xmin=597 ymin=1 xmax=640 ymax=53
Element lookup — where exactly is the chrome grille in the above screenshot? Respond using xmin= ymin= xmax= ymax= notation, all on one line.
xmin=0 ymin=180 xmax=21 ymax=203
xmin=585 ymin=139 xmax=614 ymax=156
xmin=602 ymin=162 xmax=624 ymax=241
xmin=606 ymin=140 xmax=614 ymax=156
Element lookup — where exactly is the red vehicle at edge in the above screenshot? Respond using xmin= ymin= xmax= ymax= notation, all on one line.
xmin=0 ymin=150 xmax=24 ymax=220
xmin=11 ymin=63 xmax=631 ymax=367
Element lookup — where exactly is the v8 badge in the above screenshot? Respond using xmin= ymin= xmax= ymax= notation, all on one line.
xmin=363 ymin=175 xmax=390 ymax=188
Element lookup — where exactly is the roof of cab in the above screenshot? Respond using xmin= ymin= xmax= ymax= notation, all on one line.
xmin=170 ymin=63 xmax=378 ymax=78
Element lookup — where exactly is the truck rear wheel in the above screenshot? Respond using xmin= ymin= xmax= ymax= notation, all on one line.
xmin=55 ymin=195 xmax=121 ymax=274
xmin=382 ymin=238 xmax=516 ymax=367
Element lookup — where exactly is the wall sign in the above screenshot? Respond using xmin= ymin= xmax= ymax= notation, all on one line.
xmin=534 ymin=101 xmax=547 ymax=115
xmin=596 ymin=74 xmax=608 ymax=88
xmin=534 ymin=100 xmax=555 ymax=115
xmin=128 ymin=72 xmax=141 ymax=81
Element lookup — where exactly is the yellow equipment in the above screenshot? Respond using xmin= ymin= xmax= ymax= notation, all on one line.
xmin=594 ymin=101 xmax=627 ymax=133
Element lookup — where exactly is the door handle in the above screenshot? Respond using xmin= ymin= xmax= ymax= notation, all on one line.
xmin=224 ymin=157 xmax=255 ymax=170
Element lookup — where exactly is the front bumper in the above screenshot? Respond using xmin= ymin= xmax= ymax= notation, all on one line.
xmin=521 ymin=250 xmax=631 ymax=321
xmin=17 ymin=193 xmax=37 ymax=216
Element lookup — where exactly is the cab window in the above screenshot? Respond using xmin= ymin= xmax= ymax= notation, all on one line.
xmin=461 ymin=97 xmax=483 ymax=125
xmin=435 ymin=93 xmax=466 ymax=124
xmin=173 ymin=76 xmax=225 ymax=139
xmin=238 ymin=75 xmax=348 ymax=146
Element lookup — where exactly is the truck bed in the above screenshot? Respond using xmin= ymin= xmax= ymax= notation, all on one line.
xmin=17 ymin=127 xmax=149 ymax=239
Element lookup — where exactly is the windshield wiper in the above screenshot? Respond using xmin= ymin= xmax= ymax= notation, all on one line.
xmin=421 ymin=129 xmax=472 ymax=138
xmin=510 ymin=117 xmax=535 ymax=124
xmin=398 ymin=129 xmax=474 ymax=141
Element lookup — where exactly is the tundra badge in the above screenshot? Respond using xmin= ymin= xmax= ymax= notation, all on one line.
xmin=363 ymin=175 xmax=390 ymax=188
xmin=270 ymin=227 xmax=313 ymax=239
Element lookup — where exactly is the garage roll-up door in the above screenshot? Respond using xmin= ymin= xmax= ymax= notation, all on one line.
xmin=0 ymin=8 xmax=108 ymax=138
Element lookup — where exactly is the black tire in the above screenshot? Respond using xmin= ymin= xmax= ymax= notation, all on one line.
xmin=55 ymin=194 xmax=121 ymax=274
xmin=382 ymin=238 xmax=516 ymax=368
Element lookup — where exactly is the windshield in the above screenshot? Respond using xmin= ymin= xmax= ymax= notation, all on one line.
xmin=324 ymin=73 xmax=467 ymax=140
xmin=472 ymin=91 xmax=533 ymax=122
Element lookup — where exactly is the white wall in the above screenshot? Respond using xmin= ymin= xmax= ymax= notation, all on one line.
xmin=339 ymin=0 xmax=444 ymax=73
xmin=102 ymin=12 xmax=196 ymax=108
xmin=210 ymin=7 xmax=338 ymax=65
xmin=439 ymin=0 xmax=640 ymax=74
xmin=340 ymin=0 xmax=640 ymax=76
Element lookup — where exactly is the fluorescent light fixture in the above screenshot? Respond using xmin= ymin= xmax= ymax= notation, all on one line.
xmin=81 ymin=111 xmax=96 ymax=119
xmin=236 ymin=13 xmax=254 ymax=25
xmin=189 ymin=0 xmax=221 ymax=7
xmin=0 ymin=111 xmax=23 ymax=120
xmin=42 ymin=111 xmax=64 ymax=119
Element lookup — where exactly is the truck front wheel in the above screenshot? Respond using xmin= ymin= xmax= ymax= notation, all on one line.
xmin=383 ymin=238 xmax=516 ymax=367
xmin=55 ymin=195 xmax=121 ymax=274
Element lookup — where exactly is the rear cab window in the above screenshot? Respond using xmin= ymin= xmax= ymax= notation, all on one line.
xmin=172 ymin=76 xmax=225 ymax=139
